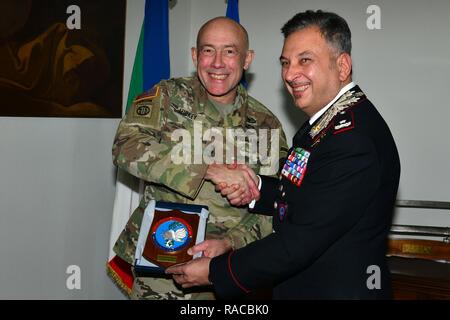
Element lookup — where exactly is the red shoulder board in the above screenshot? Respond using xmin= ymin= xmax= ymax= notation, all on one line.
xmin=333 ymin=110 xmax=354 ymax=135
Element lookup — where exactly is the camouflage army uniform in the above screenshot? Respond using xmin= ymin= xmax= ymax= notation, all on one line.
xmin=111 ymin=76 xmax=288 ymax=299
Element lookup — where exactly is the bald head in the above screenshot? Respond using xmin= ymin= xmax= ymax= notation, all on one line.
xmin=196 ymin=17 xmax=249 ymax=51
xmin=192 ymin=16 xmax=254 ymax=104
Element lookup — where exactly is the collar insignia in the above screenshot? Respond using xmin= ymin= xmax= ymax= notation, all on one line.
xmin=309 ymin=88 xmax=364 ymax=139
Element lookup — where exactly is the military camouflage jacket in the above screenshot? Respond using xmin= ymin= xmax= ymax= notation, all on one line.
xmin=112 ymin=76 xmax=288 ymax=264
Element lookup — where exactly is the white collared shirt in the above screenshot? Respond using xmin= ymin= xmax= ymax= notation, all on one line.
xmin=309 ymin=82 xmax=356 ymax=125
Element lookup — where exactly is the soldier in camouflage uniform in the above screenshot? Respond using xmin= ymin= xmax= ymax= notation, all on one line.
xmin=111 ymin=17 xmax=288 ymax=299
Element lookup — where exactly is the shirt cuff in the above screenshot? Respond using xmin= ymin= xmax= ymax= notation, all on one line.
xmin=248 ymin=175 xmax=262 ymax=209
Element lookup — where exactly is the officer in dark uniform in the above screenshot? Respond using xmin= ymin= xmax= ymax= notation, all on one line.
xmin=167 ymin=10 xmax=400 ymax=300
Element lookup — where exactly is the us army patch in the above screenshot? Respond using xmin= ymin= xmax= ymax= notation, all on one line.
xmin=129 ymin=85 xmax=162 ymax=129
xmin=134 ymin=101 xmax=152 ymax=117
xmin=133 ymin=86 xmax=160 ymax=119
xmin=281 ymin=147 xmax=310 ymax=187
xmin=333 ymin=110 xmax=354 ymax=135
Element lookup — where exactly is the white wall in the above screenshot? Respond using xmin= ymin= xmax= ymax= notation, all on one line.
xmin=188 ymin=0 xmax=450 ymax=228
xmin=0 ymin=118 xmax=121 ymax=299
xmin=0 ymin=0 xmax=191 ymax=299
xmin=169 ymin=0 xmax=192 ymax=77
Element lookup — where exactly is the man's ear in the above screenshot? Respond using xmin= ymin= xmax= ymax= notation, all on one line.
xmin=337 ymin=53 xmax=352 ymax=81
xmin=191 ymin=47 xmax=198 ymax=68
xmin=243 ymin=50 xmax=255 ymax=70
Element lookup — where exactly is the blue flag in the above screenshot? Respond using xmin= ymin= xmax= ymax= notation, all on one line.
xmin=226 ymin=0 xmax=240 ymax=23
xmin=144 ymin=0 xmax=171 ymax=90
xmin=108 ymin=0 xmax=171 ymax=297
xmin=126 ymin=0 xmax=171 ymax=112
xmin=226 ymin=0 xmax=247 ymax=88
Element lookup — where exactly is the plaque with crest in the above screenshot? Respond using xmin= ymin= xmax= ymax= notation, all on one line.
xmin=134 ymin=200 xmax=209 ymax=276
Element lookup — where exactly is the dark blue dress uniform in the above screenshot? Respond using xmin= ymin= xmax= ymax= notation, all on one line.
xmin=210 ymin=86 xmax=401 ymax=299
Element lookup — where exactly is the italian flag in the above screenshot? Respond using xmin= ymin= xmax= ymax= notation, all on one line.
xmin=107 ymin=0 xmax=170 ymax=297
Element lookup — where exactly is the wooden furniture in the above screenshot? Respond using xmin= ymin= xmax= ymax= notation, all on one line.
xmin=387 ymin=238 xmax=450 ymax=299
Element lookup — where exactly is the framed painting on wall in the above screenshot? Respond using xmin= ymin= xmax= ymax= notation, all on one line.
xmin=0 ymin=0 xmax=125 ymax=118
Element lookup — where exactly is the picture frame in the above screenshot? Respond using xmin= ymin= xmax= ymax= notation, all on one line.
xmin=0 ymin=0 xmax=125 ymax=118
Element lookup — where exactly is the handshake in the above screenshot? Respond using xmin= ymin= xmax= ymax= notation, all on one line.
xmin=205 ymin=164 xmax=260 ymax=207
xmin=165 ymin=164 xmax=260 ymax=287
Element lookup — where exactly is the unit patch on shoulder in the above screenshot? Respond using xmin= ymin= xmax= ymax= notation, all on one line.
xmin=333 ymin=110 xmax=354 ymax=135
xmin=134 ymin=101 xmax=152 ymax=117
xmin=134 ymin=85 xmax=160 ymax=103
xmin=128 ymin=85 xmax=162 ymax=129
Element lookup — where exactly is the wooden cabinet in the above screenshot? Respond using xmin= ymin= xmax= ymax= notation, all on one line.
xmin=389 ymin=257 xmax=450 ymax=299
xmin=387 ymin=239 xmax=450 ymax=300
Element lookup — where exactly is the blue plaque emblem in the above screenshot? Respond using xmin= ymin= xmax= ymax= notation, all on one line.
xmin=151 ymin=217 xmax=192 ymax=252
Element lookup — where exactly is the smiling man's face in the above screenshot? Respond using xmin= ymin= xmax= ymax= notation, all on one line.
xmin=280 ymin=26 xmax=350 ymax=117
xmin=192 ymin=18 xmax=253 ymax=104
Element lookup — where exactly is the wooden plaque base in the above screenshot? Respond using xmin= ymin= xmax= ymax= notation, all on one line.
xmin=142 ymin=209 xmax=200 ymax=268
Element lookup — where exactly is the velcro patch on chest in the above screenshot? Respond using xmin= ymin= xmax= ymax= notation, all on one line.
xmin=281 ymin=147 xmax=310 ymax=187
xmin=333 ymin=110 xmax=354 ymax=135
xmin=170 ymin=103 xmax=197 ymax=120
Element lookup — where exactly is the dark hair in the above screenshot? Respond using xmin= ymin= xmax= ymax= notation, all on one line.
xmin=281 ymin=10 xmax=352 ymax=56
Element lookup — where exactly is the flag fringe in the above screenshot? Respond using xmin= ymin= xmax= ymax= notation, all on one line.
xmin=106 ymin=262 xmax=132 ymax=298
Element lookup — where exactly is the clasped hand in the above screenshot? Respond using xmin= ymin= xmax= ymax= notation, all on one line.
xmin=165 ymin=238 xmax=232 ymax=288
xmin=205 ymin=163 xmax=259 ymax=206
xmin=166 ymin=164 xmax=259 ymax=287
